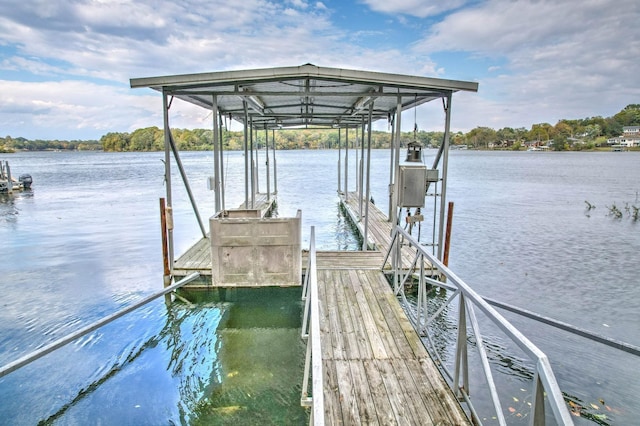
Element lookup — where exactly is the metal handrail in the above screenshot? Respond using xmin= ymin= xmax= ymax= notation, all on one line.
xmin=300 ymin=227 xmax=325 ymax=425
xmin=0 ymin=272 xmax=201 ymax=379
xmin=384 ymin=226 xmax=573 ymax=425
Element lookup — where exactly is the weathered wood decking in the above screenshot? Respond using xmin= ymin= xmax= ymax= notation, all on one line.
xmin=173 ymin=193 xmax=469 ymax=424
xmin=313 ymin=194 xmax=468 ymax=424
xmin=317 ymin=266 xmax=469 ymax=424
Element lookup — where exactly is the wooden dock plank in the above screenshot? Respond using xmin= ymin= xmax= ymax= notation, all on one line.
xmin=333 ymin=271 xmax=361 ymax=360
xmin=322 ymin=359 xmax=343 ymax=425
xmin=323 ymin=270 xmax=347 ymax=361
xmin=375 ymin=358 xmax=417 ymax=425
xmin=362 ymin=360 xmax=397 ymax=425
xmin=346 ymin=269 xmax=389 ymax=360
xmin=317 ymin=266 xmax=470 ymax=425
xmin=316 ymin=271 xmax=334 ymax=362
xmin=335 ymin=360 xmax=362 ymax=425
xmin=348 ymin=360 xmax=379 ymax=425
xmin=339 ymin=272 xmax=374 ymax=360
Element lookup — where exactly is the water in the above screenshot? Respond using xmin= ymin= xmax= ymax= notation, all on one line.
xmin=1 ymin=149 xmax=639 ymax=424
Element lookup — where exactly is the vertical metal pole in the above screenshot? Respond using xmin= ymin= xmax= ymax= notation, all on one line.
xmin=454 ymin=293 xmax=469 ymax=399
xmin=363 ymin=103 xmax=374 ymax=251
xmin=391 ymin=94 xmax=403 ymax=229
xmin=266 ymin=128 xmax=271 ymax=200
xmin=255 ymin=127 xmax=259 ymax=194
xmin=344 ymin=127 xmax=349 ymax=198
xmin=272 ymin=129 xmax=278 ymax=194
xmin=243 ymin=101 xmax=249 ymax=208
xmin=337 ymin=127 xmax=342 ymax=193
xmin=359 ymin=120 xmax=365 ymax=218
xmin=531 ymin=372 xmax=546 ymax=425
xmin=438 ymin=93 xmax=453 ymax=261
xmin=160 ymin=198 xmax=171 ymax=290
xmin=162 ymin=91 xmax=174 ymax=271
xmin=212 ymin=95 xmax=221 ymax=213
xmin=6 ymin=162 xmax=12 ymax=193
xmin=219 ymin=113 xmax=226 ymax=211
xmin=250 ymin=117 xmax=255 ymax=208
xmin=388 ymin=116 xmax=396 ymax=221
xmin=355 ymin=125 xmax=359 ymax=196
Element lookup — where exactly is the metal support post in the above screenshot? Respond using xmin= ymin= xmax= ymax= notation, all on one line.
xmin=363 ymin=103 xmax=373 ymax=251
xmin=212 ymin=95 xmax=221 ymax=213
xmin=391 ymin=94 xmax=403 ymax=228
xmin=243 ymin=101 xmax=249 ymax=207
xmin=359 ymin=119 xmax=365 ymax=218
xmin=388 ymin=115 xmax=396 ymax=221
xmin=250 ymin=117 xmax=255 ymax=208
xmin=454 ymin=293 xmax=469 ymax=399
xmin=337 ymin=127 xmax=341 ymax=193
xmin=266 ymin=128 xmax=271 ymax=200
xmin=219 ymin=113 xmax=226 ymax=211
xmin=162 ymin=92 xmax=174 ymax=270
xmin=344 ymin=127 xmax=349 ymax=197
xmin=272 ymin=129 xmax=278 ymax=194
xmin=437 ymin=93 xmax=453 ymax=260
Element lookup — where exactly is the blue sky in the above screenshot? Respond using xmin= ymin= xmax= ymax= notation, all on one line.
xmin=1 ymin=0 xmax=638 ymax=140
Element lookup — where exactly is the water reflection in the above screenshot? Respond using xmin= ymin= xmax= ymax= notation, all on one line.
xmin=2 ymin=287 xmax=305 ymax=425
xmin=181 ymin=287 xmax=307 ymax=425
xmin=0 ymin=190 xmax=32 ymax=225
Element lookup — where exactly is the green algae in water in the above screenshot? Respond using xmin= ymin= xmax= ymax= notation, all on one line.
xmin=182 ymin=287 xmax=308 ymax=425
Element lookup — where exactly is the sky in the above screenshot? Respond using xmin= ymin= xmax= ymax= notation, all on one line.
xmin=1 ymin=0 xmax=638 ymax=140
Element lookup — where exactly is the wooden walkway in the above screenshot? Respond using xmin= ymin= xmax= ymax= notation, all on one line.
xmin=173 ymin=191 xmax=468 ymax=423
xmin=317 ymin=266 xmax=469 ymax=425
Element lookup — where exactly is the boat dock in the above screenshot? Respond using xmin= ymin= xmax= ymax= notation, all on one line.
xmin=172 ymin=189 xmax=469 ymax=423
xmin=0 ymin=160 xmax=32 ymax=193
xmin=130 ymin=65 xmax=572 ymax=424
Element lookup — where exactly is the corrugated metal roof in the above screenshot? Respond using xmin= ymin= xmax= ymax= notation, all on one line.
xmin=130 ymin=63 xmax=478 ymax=129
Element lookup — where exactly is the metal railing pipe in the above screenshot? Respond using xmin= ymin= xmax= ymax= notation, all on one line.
xmin=385 ymin=226 xmax=574 ymax=425
xmin=0 ymin=273 xmax=200 ymax=379
xmin=300 ymin=227 xmax=325 ymax=425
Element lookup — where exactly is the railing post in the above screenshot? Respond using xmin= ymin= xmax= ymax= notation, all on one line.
xmin=454 ymin=293 xmax=469 ymax=399
xmin=530 ymin=371 xmax=546 ymax=426
xmin=418 ymin=253 xmax=427 ymax=335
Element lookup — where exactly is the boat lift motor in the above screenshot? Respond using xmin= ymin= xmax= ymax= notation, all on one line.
xmin=405 ymin=141 xmax=423 ymax=162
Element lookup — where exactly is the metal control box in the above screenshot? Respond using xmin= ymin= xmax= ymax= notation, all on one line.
xmin=398 ymin=165 xmax=427 ymax=208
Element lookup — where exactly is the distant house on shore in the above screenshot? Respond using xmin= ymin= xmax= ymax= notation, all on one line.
xmin=607 ymin=126 xmax=640 ymax=147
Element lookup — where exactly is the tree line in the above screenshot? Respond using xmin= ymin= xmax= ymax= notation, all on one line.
xmin=2 ymin=104 xmax=638 ymax=153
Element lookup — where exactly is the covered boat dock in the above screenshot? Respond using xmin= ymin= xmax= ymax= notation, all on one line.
xmin=130 ymin=65 xmax=572 ymax=424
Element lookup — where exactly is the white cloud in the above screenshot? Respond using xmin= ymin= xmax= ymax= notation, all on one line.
xmin=360 ymin=0 xmax=467 ymax=18
xmin=0 ymin=0 xmax=638 ymax=139
xmin=0 ymin=80 xmax=164 ymax=138
xmin=411 ymin=0 xmax=640 ymax=128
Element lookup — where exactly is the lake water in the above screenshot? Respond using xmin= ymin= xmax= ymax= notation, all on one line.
xmin=1 ymin=149 xmax=639 ymax=424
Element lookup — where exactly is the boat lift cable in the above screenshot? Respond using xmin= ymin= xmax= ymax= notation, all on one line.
xmin=0 ymin=272 xmax=200 ymax=379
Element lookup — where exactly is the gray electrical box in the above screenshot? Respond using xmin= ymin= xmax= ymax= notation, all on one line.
xmin=426 ymin=168 xmax=439 ymax=183
xmin=398 ymin=165 xmax=427 ymax=208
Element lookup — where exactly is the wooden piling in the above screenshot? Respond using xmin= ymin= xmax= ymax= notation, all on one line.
xmin=443 ymin=201 xmax=454 ymax=266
